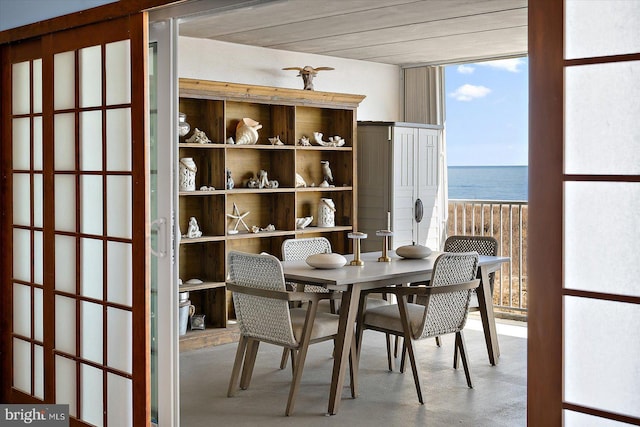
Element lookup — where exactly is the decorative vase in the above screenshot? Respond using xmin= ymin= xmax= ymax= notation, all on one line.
xmin=179 ymin=157 xmax=197 ymax=191
xmin=317 ymin=198 xmax=336 ymax=227
xmin=178 ymin=112 xmax=190 ymax=137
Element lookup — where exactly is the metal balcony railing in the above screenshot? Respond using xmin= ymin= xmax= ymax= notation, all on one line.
xmin=448 ymin=199 xmax=528 ymax=319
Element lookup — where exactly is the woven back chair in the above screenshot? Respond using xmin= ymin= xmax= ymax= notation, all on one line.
xmin=226 ymin=251 xmax=352 ymax=416
xmin=282 ymin=237 xmax=332 ymax=294
xmin=279 ymin=237 xmax=337 ymax=369
xmin=444 ymin=235 xmax=498 ymax=306
xmin=357 ymin=252 xmax=479 ymax=404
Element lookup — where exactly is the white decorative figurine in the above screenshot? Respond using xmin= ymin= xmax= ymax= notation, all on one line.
xmin=185 ymin=128 xmax=211 ymax=144
xmin=268 ymin=136 xmax=284 ymax=145
xmin=321 ymin=160 xmax=333 ymax=186
xmin=186 ymin=217 xmax=202 ymax=238
xmin=179 ymin=157 xmax=197 ymax=191
xmin=226 ymin=203 xmax=250 ymax=234
xmin=317 ymin=198 xmax=336 ymax=227
xmin=295 ymin=173 xmax=307 ymax=188
xmin=298 ymin=136 xmax=311 ymax=146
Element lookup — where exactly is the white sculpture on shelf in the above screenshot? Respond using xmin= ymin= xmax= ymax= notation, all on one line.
xmin=258 ymin=170 xmax=269 ymax=189
xmin=317 ymin=198 xmax=336 ymax=227
xmin=268 ymin=135 xmax=284 ymax=145
xmin=226 ymin=203 xmax=250 ymax=234
xmin=179 ymin=157 xmax=197 ymax=191
xmin=296 ymin=216 xmax=313 ymax=229
xmin=185 ymin=128 xmax=211 ymax=144
xmin=185 ymin=217 xmax=202 ymax=238
xmin=295 ymin=173 xmax=307 ymax=188
xmin=298 ymin=136 xmax=311 ymax=146
xmin=320 ymin=160 xmax=334 ymax=186
xmin=313 ymin=131 xmax=345 ymax=147
xmin=235 ymin=118 xmax=262 ymax=145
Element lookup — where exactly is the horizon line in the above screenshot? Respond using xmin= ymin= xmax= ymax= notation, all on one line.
xmin=448 ymin=164 xmax=528 ymax=167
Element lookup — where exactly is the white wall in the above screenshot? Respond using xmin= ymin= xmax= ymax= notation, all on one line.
xmin=178 ymin=37 xmax=402 ymax=121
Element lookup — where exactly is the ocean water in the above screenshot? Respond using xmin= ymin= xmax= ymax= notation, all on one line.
xmin=448 ymin=166 xmax=528 ymax=201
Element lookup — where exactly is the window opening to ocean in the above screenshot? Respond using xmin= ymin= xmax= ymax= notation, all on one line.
xmin=445 ymin=58 xmax=528 ymax=202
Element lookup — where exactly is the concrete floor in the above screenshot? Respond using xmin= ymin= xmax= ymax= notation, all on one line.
xmin=179 ymin=315 xmax=527 ymax=427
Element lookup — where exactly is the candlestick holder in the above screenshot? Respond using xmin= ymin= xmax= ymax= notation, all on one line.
xmin=376 ymin=230 xmax=394 ymax=262
xmin=348 ymin=232 xmax=367 ymax=266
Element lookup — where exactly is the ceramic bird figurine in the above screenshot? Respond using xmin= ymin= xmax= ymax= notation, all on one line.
xmin=282 ymin=65 xmax=335 ymax=90
xmin=321 ymin=160 xmax=333 ymax=185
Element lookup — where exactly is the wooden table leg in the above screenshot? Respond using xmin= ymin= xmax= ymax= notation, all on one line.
xmin=476 ymin=265 xmax=500 ymax=365
xmin=327 ymin=283 xmax=361 ymax=415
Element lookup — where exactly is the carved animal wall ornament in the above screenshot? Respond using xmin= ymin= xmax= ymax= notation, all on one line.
xmin=282 ymin=65 xmax=335 ymax=90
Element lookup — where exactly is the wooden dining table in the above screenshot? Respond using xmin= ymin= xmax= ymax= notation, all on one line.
xmin=281 ymin=250 xmax=509 ymax=415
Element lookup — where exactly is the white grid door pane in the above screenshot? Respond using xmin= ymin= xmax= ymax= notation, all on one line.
xmin=50 ymin=37 xmax=136 ymax=427
xmin=6 ymin=16 xmax=144 ymax=426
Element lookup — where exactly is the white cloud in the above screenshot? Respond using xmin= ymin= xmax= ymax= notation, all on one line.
xmin=457 ymin=64 xmax=475 ymax=74
xmin=477 ymin=58 xmax=526 ymax=73
xmin=449 ymin=84 xmax=491 ymax=101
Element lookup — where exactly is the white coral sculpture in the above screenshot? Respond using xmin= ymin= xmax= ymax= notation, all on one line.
xmin=186 ymin=128 xmax=211 ymax=144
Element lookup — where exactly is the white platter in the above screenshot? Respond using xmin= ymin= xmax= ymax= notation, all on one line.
xmin=305 ymin=253 xmax=347 ymax=269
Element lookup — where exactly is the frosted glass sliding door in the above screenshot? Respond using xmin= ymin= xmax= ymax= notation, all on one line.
xmin=3 ymin=14 xmax=149 ymax=427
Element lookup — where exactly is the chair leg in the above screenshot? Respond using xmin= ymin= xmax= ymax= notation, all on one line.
xmin=394 ymin=335 xmax=401 ymax=358
xmin=455 ymin=331 xmax=473 ymax=388
xmin=349 ymin=331 xmax=358 ymax=398
xmin=400 ymin=339 xmax=407 ymax=374
xmin=289 ymin=349 xmax=296 ymax=375
xmin=453 ymin=337 xmax=460 ymax=369
xmin=385 ymin=333 xmax=394 ymax=371
xmin=435 ymin=336 xmax=442 ymax=347
xmin=285 ymin=299 xmax=320 ymax=416
xmin=240 ymin=339 xmax=260 ymax=390
xmin=397 ymin=296 xmax=423 ymax=404
xmin=280 ymin=347 xmax=290 ymax=370
xmin=227 ymin=335 xmax=248 ymax=397
xmin=404 ymin=337 xmax=423 ymax=404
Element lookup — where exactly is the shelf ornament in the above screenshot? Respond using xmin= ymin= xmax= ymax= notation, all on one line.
xmin=178 ymin=112 xmax=190 ymax=137
xmin=179 ymin=157 xmax=197 ymax=191
xmin=317 ymin=198 xmax=336 ymax=227
xmin=185 ymin=128 xmax=211 ymax=144
xmin=235 ymin=118 xmax=262 ymax=145
xmin=226 ymin=203 xmax=250 ymax=234
xmin=320 ymin=160 xmax=334 ymax=187
xmin=185 ymin=217 xmax=203 ymax=238
xmin=282 ymin=65 xmax=335 ymax=90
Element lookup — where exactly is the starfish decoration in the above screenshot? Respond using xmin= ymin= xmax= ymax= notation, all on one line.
xmin=226 ymin=203 xmax=250 ymax=233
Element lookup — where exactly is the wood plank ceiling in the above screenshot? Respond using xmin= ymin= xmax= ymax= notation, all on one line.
xmin=178 ymin=0 xmax=528 ymax=67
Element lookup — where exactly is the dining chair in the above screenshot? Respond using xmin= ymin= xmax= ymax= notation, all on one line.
xmin=443 ymin=236 xmax=499 ymax=367
xmin=279 ymin=237 xmax=337 ymax=369
xmin=282 ymin=236 xmax=335 ymax=301
xmin=356 ymin=252 xmax=480 ymax=404
xmin=444 ymin=235 xmax=499 ymax=309
xmin=226 ymin=251 xmax=355 ymax=416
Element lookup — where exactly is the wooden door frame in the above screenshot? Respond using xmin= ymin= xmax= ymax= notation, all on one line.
xmin=0 ymin=0 xmax=178 ymax=45
xmin=527 ymin=0 xmax=563 ymax=425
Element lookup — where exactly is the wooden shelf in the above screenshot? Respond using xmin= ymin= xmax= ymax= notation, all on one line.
xmin=179 ymin=190 xmax=225 ymax=196
xmin=179 ymin=142 xmax=225 ymax=149
xmin=179 ymin=281 xmax=226 ymax=292
xmin=296 ymin=186 xmax=353 ymax=192
xmin=177 ymin=79 xmax=363 ymax=351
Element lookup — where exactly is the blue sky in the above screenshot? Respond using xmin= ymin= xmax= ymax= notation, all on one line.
xmin=445 ymin=57 xmax=528 ymax=166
